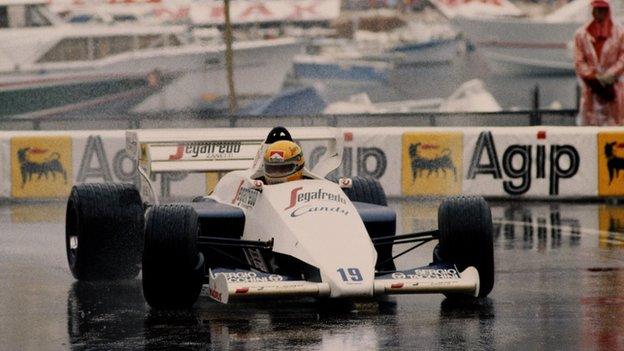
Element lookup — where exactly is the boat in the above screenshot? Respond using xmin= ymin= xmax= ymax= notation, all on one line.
xmin=291 ymin=21 xmax=458 ymax=83
xmin=292 ymin=39 xmax=392 ymax=82
xmin=323 ymin=79 xmax=501 ymax=114
xmin=0 ymin=0 xmax=301 ymax=118
xmin=438 ymin=0 xmax=624 ymax=75
xmin=452 ymin=15 xmax=579 ymax=74
xmin=353 ymin=21 xmax=460 ymax=65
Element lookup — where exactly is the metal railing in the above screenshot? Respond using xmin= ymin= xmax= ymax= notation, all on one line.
xmin=0 ymin=108 xmax=578 ymax=131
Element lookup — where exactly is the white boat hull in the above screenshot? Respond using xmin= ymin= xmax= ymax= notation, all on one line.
xmin=453 ymin=16 xmax=579 ymax=75
xmin=0 ymin=38 xmax=302 ymax=117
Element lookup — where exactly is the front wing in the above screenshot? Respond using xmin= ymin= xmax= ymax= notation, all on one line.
xmin=207 ymin=264 xmax=479 ymax=304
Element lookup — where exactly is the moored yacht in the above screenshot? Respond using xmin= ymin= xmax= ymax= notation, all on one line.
xmin=0 ymin=0 xmax=301 ymax=118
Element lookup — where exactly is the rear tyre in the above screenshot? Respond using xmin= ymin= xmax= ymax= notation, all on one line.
xmin=142 ymin=204 xmax=204 ymax=309
xmin=437 ymin=196 xmax=494 ymax=298
xmin=331 ymin=175 xmax=387 ymax=206
xmin=65 ymin=183 xmax=144 ymax=281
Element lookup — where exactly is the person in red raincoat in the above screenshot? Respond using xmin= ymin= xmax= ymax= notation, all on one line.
xmin=574 ymin=0 xmax=624 ymax=125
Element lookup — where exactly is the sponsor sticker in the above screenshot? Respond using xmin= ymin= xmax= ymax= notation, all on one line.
xmin=285 ymin=186 xmax=349 ymax=217
xmin=214 ymin=270 xmax=289 ymax=283
xmin=11 ymin=136 xmax=72 ymax=198
xmin=390 ymin=268 xmax=460 ymax=280
xmin=166 ymin=141 xmax=244 ymax=160
xmin=208 ymin=287 xmax=223 ymax=302
xmin=236 ymin=187 xmax=258 ymax=208
xmin=401 ymin=132 xmax=463 ymax=196
xmin=598 ymin=132 xmax=624 ymax=196
xmin=378 ymin=264 xmax=460 ymax=280
xmin=269 ymin=150 xmax=285 ymax=162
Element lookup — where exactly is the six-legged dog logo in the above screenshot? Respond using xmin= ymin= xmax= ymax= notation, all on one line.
xmin=17 ymin=147 xmax=67 ymax=188
xmin=408 ymin=143 xmax=457 ymax=182
xmin=605 ymin=141 xmax=624 ymax=185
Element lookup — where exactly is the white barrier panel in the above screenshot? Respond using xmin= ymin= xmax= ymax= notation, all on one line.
xmin=1 ymin=126 xmax=624 ymax=200
xmin=2 ymin=130 xmax=210 ymax=200
xmin=71 ymin=132 xmax=207 ymax=199
xmin=305 ymin=128 xmax=403 ymax=197
xmin=462 ymin=127 xmax=598 ymax=198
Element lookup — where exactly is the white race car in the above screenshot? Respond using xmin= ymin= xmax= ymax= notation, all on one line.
xmin=65 ymin=126 xmax=494 ymax=308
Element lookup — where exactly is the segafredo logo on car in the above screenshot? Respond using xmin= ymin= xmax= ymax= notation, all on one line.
xmin=215 ymin=271 xmax=286 ymax=283
xmin=285 ymin=187 xmax=349 ymax=217
xmin=168 ymin=141 xmax=242 ymax=160
xmin=391 ymin=268 xmax=460 ymax=280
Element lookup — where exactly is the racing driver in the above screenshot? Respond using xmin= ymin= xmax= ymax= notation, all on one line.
xmin=262 ymin=140 xmax=305 ymax=184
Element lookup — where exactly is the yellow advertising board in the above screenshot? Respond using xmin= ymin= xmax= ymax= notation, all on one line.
xmin=401 ymin=132 xmax=463 ymax=196
xmin=11 ymin=136 xmax=72 ymax=198
xmin=205 ymin=172 xmax=227 ymax=195
xmin=598 ymin=205 xmax=624 ymax=248
xmin=598 ymin=132 xmax=624 ymax=196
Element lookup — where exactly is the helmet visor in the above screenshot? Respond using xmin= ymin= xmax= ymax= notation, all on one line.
xmin=265 ymin=162 xmax=299 ymax=178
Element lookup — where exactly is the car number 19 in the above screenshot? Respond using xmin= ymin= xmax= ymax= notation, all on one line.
xmin=337 ymin=268 xmax=363 ymax=282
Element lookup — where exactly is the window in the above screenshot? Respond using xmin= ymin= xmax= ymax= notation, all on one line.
xmin=25 ymin=5 xmax=51 ymax=27
xmin=38 ymin=38 xmax=90 ymax=62
xmin=0 ymin=7 xmax=8 ymax=28
xmin=108 ymin=35 xmax=133 ymax=55
xmin=167 ymin=34 xmax=181 ymax=47
xmin=68 ymin=14 xmax=96 ymax=24
xmin=93 ymin=36 xmax=135 ymax=59
xmin=7 ymin=5 xmax=26 ymax=27
xmin=138 ymin=34 xmax=163 ymax=49
xmin=111 ymin=14 xmax=137 ymax=23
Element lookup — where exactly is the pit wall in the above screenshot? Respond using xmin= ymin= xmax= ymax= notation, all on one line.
xmin=1 ymin=126 xmax=623 ymax=200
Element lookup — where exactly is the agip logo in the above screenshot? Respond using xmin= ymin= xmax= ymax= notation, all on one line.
xmin=598 ymin=132 xmax=624 ymax=196
xmin=11 ymin=136 xmax=72 ymax=198
xmin=401 ymin=132 xmax=462 ymax=196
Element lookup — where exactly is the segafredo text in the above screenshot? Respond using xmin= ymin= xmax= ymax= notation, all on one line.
xmin=285 ymin=187 xmax=350 ymax=217
xmin=168 ymin=141 xmax=242 ymax=160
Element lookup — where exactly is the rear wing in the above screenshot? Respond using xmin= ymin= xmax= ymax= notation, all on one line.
xmin=126 ymin=127 xmax=344 ymax=202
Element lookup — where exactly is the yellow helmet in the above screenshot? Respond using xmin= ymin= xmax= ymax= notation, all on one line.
xmin=263 ymin=140 xmax=304 ymax=184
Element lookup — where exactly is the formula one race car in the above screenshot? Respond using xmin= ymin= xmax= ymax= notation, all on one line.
xmin=65 ymin=127 xmax=494 ymax=309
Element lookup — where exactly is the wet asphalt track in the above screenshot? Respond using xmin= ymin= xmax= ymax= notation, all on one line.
xmin=1 ymin=199 xmax=624 ymax=350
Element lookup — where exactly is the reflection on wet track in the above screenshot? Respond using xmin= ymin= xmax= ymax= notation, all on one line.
xmin=1 ymin=200 xmax=624 ymax=350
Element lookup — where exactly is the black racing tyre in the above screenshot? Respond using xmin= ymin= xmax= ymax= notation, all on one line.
xmin=65 ymin=183 xmax=144 ymax=281
xmin=329 ymin=176 xmax=387 ymax=206
xmin=142 ymin=204 xmax=204 ymax=309
xmin=437 ymin=196 xmax=494 ymax=298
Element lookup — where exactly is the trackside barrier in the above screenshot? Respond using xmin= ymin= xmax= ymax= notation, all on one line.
xmin=1 ymin=126 xmax=623 ymax=200
xmin=0 ymin=109 xmax=578 ymax=131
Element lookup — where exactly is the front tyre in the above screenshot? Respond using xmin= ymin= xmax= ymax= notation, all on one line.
xmin=437 ymin=196 xmax=494 ymax=298
xmin=65 ymin=183 xmax=144 ymax=281
xmin=142 ymin=205 xmax=204 ymax=309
